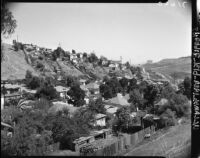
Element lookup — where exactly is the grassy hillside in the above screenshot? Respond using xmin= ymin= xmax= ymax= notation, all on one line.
xmin=143 ymin=56 xmax=191 ymax=81
xmin=1 ymin=43 xmax=109 ymax=81
xmin=1 ymin=43 xmax=38 ymax=80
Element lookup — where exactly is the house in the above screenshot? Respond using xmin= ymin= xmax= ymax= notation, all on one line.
xmin=85 ymin=82 xmax=99 ymax=95
xmin=94 ymin=113 xmax=106 ymax=127
xmin=54 ymin=86 xmax=70 ymax=100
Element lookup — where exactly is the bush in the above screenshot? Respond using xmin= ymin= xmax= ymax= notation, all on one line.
xmin=36 ymin=61 xmax=44 ymax=70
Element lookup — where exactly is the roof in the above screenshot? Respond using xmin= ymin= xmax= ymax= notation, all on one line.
xmin=4 ymin=93 xmax=21 ymax=98
xmin=107 ymin=93 xmax=130 ymax=106
xmin=95 ymin=113 xmax=106 ymax=120
xmin=143 ymin=113 xmax=160 ymax=120
xmin=48 ymin=101 xmax=77 ymax=115
xmin=155 ymin=98 xmax=168 ymax=106
xmin=85 ymin=82 xmax=99 ymax=90
xmin=80 ymin=85 xmax=89 ymax=91
xmin=1 ymin=84 xmax=20 ymax=89
xmin=106 ymin=107 xmax=118 ymax=114
xmin=54 ymin=86 xmax=69 ymax=93
xmin=104 ymin=104 xmax=113 ymax=109
xmin=79 ymin=79 xmax=87 ymax=82
xmin=21 ymin=87 xmax=37 ymax=94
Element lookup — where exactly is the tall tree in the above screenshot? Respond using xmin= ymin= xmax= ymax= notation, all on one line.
xmin=1 ymin=4 xmax=17 ymax=38
xmin=128 ymin=89 xmax=144 ymax=111
xmin=113 ymin=106 xmax=131 ymax=132
xmin=1 ymin=4 xmax=17 ymax=62
xmin=119 ymin=77 xmax=129 ymax=95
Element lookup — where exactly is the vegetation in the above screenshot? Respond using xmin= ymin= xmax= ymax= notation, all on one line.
xmin=1 ymin=3 xmax=17 ymax=61
xmin=128 ymin=89 xmax=144 ymax=112
xmin=112 ymin=106 xmax=132 ymax=133
xmin=67 ymin=84 xmax=86 ymax=107
xmin=88 ymin=97 xmax=106 ymax=114
xmin=178 ymin=77 xmax=191 ymax=100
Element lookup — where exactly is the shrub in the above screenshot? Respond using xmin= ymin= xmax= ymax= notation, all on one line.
xmin=36 ymin=61 xmax=44 ymax=70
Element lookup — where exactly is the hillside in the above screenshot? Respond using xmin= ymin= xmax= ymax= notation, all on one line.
xmin=1 ymin=43 xmax=38 ymax=80
xmin=1 ymin=43 xmax=110 ymax=81
xmin=142 ymin=56 xmax=191 ymax=82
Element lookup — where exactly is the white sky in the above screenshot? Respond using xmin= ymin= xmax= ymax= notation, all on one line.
xmin=3 ymin=0 xmax=191 ymax=64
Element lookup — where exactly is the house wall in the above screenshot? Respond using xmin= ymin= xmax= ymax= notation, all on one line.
xmin=1 ymin=96 xmax=4 ymax=110
xmin=95 ymin=118 xmax=106 ymax=127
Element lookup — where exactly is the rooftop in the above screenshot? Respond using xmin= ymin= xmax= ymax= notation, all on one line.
xmin=54 ymin=86 xmax=69 ymax=93
xmin=106 ymin=93 xmax=130 ymax=107
xmin=85 ymin=82 xmax=99 ymax=90
xmin=95 ymin=113 xmax=106 ymax=120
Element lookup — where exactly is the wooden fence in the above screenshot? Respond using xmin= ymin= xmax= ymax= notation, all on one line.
xmin=84 ymin=125 xmax=155 ymax=156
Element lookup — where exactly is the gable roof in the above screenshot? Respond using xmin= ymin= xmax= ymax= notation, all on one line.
xmin=106 ymin=107 xmax=118 ymax=114
xmin=95 ymin=113 xmax=106 ymax=120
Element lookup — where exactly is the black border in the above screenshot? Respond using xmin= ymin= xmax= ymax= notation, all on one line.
xmin=192 ymin=0 xmax=200 ymax=158
xmin=1 ymin=0 xmax=199 ymax=157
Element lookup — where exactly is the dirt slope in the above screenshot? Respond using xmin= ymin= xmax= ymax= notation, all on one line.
xmin=1 ymin=43 xmax=38 ymax=80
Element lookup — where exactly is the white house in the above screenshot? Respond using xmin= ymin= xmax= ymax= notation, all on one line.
xmin=54 ymin=86 xmax=70 ymax=99
xmin=94 ymin=113 xmax=106 ymax=127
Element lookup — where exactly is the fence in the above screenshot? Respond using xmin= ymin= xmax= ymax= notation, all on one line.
xmin=85 ymin=125 xmax=155 ymax=156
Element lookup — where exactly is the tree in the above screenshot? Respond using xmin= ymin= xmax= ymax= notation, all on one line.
xmin=88 ymin=53 xmax=98 ymax=63
xmin=160 ymin=83 xmax=176 ymax=99
xmin=1 ymin=109 xmax=53 ymax=156
xmin=113 ymin=106 xmax=131 ymax=132
xmin=127 ymin=78 xmax=138 ymax=93
xmin=35 ymin=84 xmax=59 ymax=100
xmin=119 ymin=77 xmax=129 ymax=95
xmin=143 ymin=84 xmax=160 ymax=111
xmin=125 ymin=61 xmax=130 ymax=69
xmin=26 ymin=76 xmax=42 ymax=90
xmin=73 ymin=107 xmax=95 ymax=131
xmin=108 ymin=77 xmax=122 ymax=96
xmin=183 ymin=77 xmax=191 ymax=100
xmin=99 ymin=84 xmax=113 ymax=100
xmin=67 ymin=85 xmax=85 ymax=107
xmin=1 ymin=4 xmax=17 ymax=62
xmin=88 ymin=97 xmax=106 ymax=114
xmin=1 ymin=4 xmax=17 ymax=38
xmin=128 ymin=89 xmax=144 ymax=112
